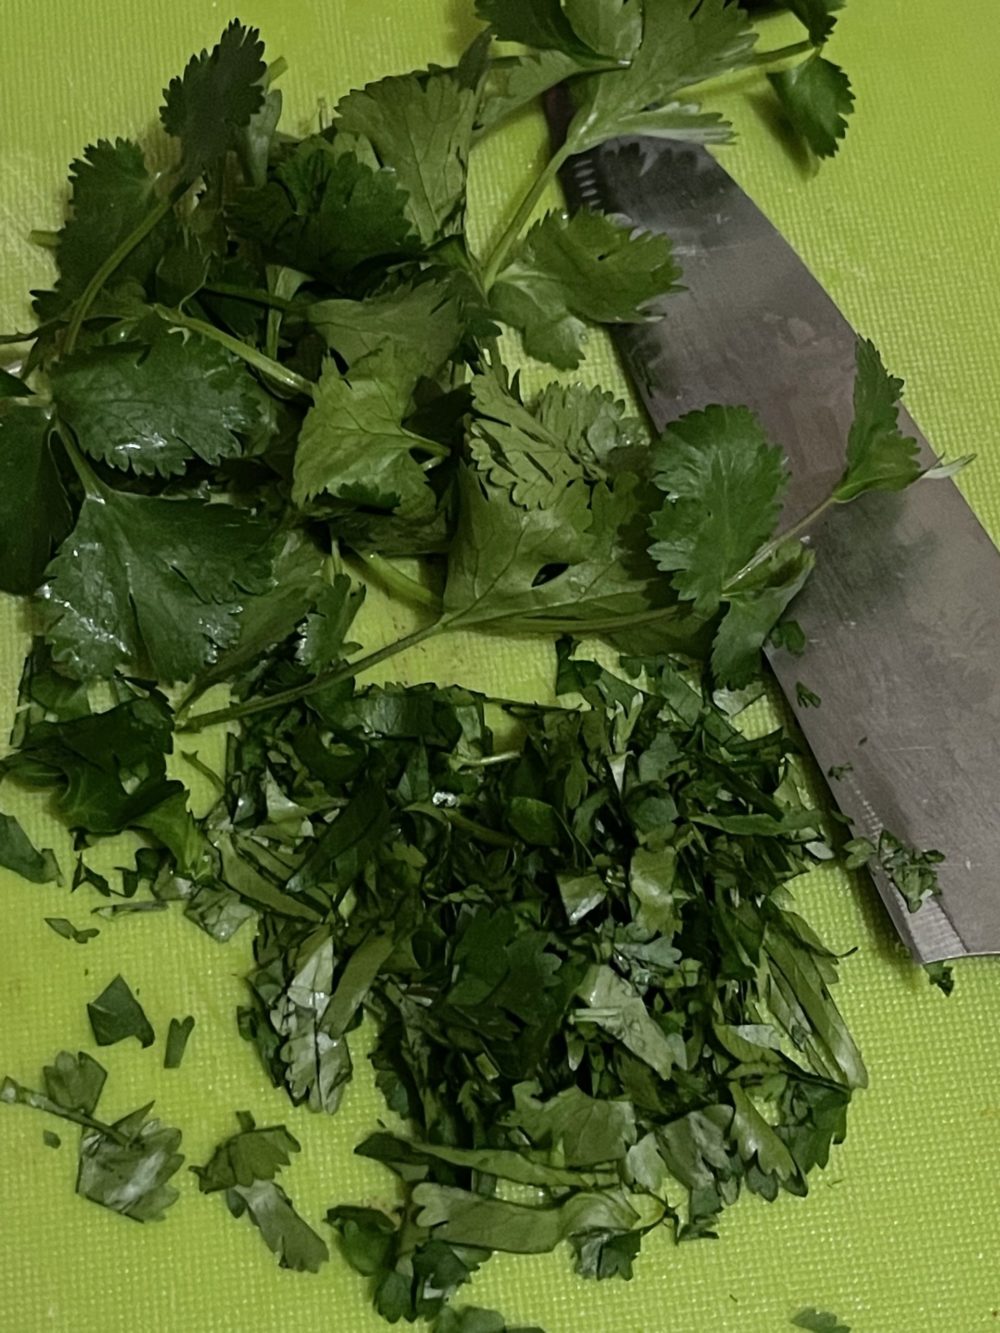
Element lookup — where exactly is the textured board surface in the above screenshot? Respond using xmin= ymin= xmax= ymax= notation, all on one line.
xmin=1 ymin=3 xmax=999 ymax=1331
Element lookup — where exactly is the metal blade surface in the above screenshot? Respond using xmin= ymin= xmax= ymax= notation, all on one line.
xmin=554 ymin=132 xmax=1000 ymax=962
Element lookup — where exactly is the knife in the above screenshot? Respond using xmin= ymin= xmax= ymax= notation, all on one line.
xmin=544 ymin=101 xmax=1000 ymax=963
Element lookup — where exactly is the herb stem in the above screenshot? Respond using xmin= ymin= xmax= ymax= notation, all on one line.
xmin=727 ymin=496 xmax=835 ymax=587
xmin=443 ymin=810 xmax=517 ymax=848
xmin=64 ymin=181 xmax=189 ymax=355
xmin=178 ymin=619 xmax=443 ymax=733
xmin=750 ymin=40 xmax=813 ymax=67
xmin=203 ymin=282 xmax=302 ymax=313
xmin=151 ymin=304 xmax=315 ymax=397
xmin=56 ymin=427 xmax=104 ymax=500
xmin=28 ymin=229 xmax=60 ymax=250
xmin=354 ymin=553 xmax=442 ymax=612
xmin=0 ymin=1080 xmax=130 ymax=1147
xmin=482 ymin=143 xmax=572 ymax=290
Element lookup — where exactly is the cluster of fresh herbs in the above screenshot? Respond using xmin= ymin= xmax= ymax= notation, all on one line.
xmin=0 ymin=4 xmax=935 ymax=1328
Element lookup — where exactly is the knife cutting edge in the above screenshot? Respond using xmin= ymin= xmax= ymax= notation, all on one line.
xmin=544 ymin=94 xmax=1000 ymax=963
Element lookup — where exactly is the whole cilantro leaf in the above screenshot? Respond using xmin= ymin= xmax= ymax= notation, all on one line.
xmin=78 ymin=1105 xmax=184 ymax=1222
xmin=40 ymin=490 xmax=273 ymax=681
xmin=0 ymin=408 xmax=72 ymax=595
xmin=566 ymin=0 xmax=757 ymax=153
xmin=160 ymin=20 xmax=266 ymax=178
xmin=226 ymin=1178 xmax=330 ymax=1272
xmin=336 ymin=71 xmax=478 ymax=243
xmin=491 ymin=208 xmax=680 ymax=369
xmin=292 ymin=348 xmax=443 ymax=517
xmin=833 ymin=339 xmax=922 ymax=501
xmin=33 ymin=139 xmax=172 ymax=320
xmin=649 ymin=405 xmax=788 ymax=616
xmin=193 ymin=1111 xmax=302 ymax=1191
xmin=52 ymin=321 xmax=268 ymax=477
xmin=87 ymin=974 xmax=155 ymax=1048
xmin=768 ymin=53 xmax=854 ymax=159
xmin=0 ymin=810 xmax=61 ymax=885
xmin=229 ymin=137 xmax=418 ymax=282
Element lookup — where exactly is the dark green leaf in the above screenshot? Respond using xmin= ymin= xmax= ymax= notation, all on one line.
xmin=77 ymin=1107 xmax=185 ymax=1222
xmin=226 ymin=1179 xmax=329 ymax=1272
xmin=768 ymin=53 xmax=854 ymax=159
xmin=649 ymin=405 xmax=787 ymax=617
xmin=193 ymin=1111 xmax=300 ymax=1191
xmin=492 ymin=209 xmax=680 ymax=369
xmin=41 ymin=489 xmax=273 ymax=681
xmin=0 ymin=408 xmax=72 ymax=595
xmin=0 ymin=811 xmax=61 ymax=885
xmin=52 ymin=320 xmax=268 ymax=477
xmin=336 ymin=70 xmax=478 ymax=243
xmin=160 ymin=20 xmax=266 ymax=178
xmin=44 ymin=1051 xmax=106 ymax=1115
xmin=791 ymin=1309 xmax=851 ymax=1333
xmin=33 ymin=139 xmax=172 ymax=320
xmin=45 ymin=917 xmax=98 ymax=944
xmin=86 ymin=974 xmax=155 ymax=1049
xmin=833 ymin=339 xmax=922 ymax=502
xmin=164 ymin=1016 xmax=195 ymax=1069
xmin=43 ymin=1130 xmax=61 ymax=1149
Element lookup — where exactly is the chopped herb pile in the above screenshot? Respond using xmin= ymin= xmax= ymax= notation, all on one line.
xmin=0 ymin=5 xmax=940 ymax=1327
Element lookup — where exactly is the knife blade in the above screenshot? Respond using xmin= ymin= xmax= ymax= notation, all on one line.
xmin=546 ymin=117 xmax=1000 ymax=963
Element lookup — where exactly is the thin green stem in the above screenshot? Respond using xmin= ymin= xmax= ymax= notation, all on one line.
xmin=56 ymin=427 xmax=104 ymax=500
xmin=1 ymin=1080 xmax=130 ymax=1147
xmin=726 ymin=496 xmax=835 ymax=587
xmin=178 ymin=620 xmax=443 ymax=733
xmin=152 ymin=304 xmax=315 ymax=397
xmin=750 ymin=39 xmax=813 ymax=67
xmin=203 ymin=282 xmax=302 ymax=313
xmin=354 ymin=553 xmax=443 ymax=612
xmin=443 ymin=810 xmax=517 ymax=848
xmin=455 ymin=749 xmax=521 ymax=768
xmin=64 ymin=181 xmax=189 ymax=355
xmin=482 ymin=143 xmax=571 ymax=290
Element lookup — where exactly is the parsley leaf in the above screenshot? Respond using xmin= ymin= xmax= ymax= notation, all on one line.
xmin=87 ymin=974 xmax=155 ymax=1048
xmin=336 ymin=70 xmax=478 ymax=243
xmin=40 ymin=489 xmax=273 ymax=681
xmin=768 ymin=54 xmax=854 ymax=160
xmin=195 ymin=1111 xmax=329 ymax=1272
xmin=292 ymin=348 xmax=445 ymax=517
xmin=0 ymin=408 xmax=72 ymax=595
xmin=833 ymin=339 xmax=922 ymax=501
xmin=492 ymin=208 xmax=680 ymax=369
xmin=52 ymin=320 xmax=268 ymax=476
xmin=0 ymin=810 xmax=61 ymax=884
xmin=160 ymin=20 xmax=266 ymax=179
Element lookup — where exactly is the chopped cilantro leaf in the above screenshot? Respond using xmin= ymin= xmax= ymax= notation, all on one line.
xmin=87 ymin=975 xmax=155 ymax=1049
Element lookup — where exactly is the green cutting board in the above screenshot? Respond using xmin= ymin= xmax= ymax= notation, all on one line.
xmin=1 ymin=3 xmax=999 ymax=1330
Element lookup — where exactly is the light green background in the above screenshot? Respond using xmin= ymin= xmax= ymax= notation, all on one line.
xmin=1 ymin=3 xmax=999 ymax=1330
